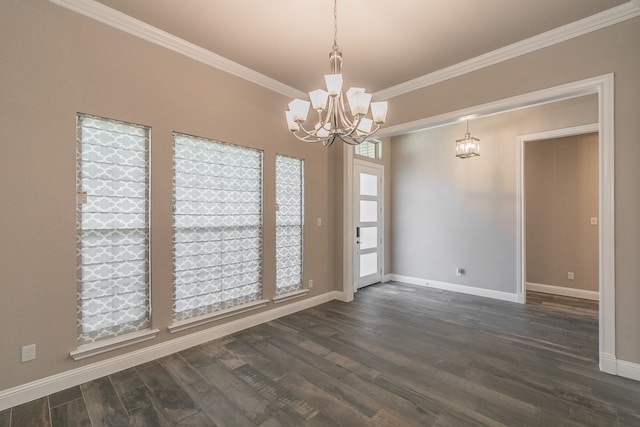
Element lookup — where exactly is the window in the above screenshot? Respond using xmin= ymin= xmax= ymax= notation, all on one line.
xmin=355 ymin=139 xmax=382 ymax=160
xmin=173 ymin=133 xmax=263 ymax=323
xmin=275 ymin=155 xmax=304 ymax=295
xmin=76 ymin=114 xmax=150 ymax=346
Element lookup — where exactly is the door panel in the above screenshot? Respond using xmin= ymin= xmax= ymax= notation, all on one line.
xmin=354 ymin=161 xmax=383 ymax=289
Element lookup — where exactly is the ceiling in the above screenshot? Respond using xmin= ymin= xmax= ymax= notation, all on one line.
xmin=93 ymin=0 xmax=629 ymax=95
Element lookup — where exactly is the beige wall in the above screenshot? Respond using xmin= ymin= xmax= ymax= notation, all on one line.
xmin=0 ymin=0 xmax=334 ymax=391
xmin=526 ymin=133 xmax=599 ymax=292
xmin=386 ymin=16 xmax=640 ymax=363
xmin=391 ymin=96 xmax=598 ymax=293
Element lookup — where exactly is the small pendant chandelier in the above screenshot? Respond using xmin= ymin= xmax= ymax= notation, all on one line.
xmin=455 ymin=120 xmax=480 ymax=158
xmin=284 ymin=0 xmax=388 ymax=147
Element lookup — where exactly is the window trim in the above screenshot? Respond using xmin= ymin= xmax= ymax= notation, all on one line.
xmin=171 ymin=132 xmax=265 ymax=323
xmin=275 ymin=154 xmax=305 ymax=296
xmin=70 ymin=328 xmax=159 ymax=361
xmin=75 ymin=113 xmax=153 ymax=350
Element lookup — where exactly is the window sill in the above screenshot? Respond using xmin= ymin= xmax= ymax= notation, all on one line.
xmin=273 ymin=289 xmax=309 ymax=304
xmin=70 ymin=329 xmax=160 ymax=361
xmin=168 ymin=299 xmax=269 ymax=334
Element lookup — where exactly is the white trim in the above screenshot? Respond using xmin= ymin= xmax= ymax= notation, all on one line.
xmin=0 ymin=291 xmax=342 ymax=411
xmin=168 ymin=299 xmax=269 ymax=334
xmin=374 ymin=2 xmax=640 ymax=100
xmin=526 ymin=282 xmax=599 ymax=301
xmin=617 ymin=360 xmax=640 ymax=381
xmin=512 ymin=73 xmax=616 ymax=375
xmin=48 ymin=0 xmax=639 ymax=102
xmin=382 ymin=274 xmax=393 ymax=283
xmin=272 ymin=289 xmax=309 ymax=304
xmin=48 ymin=0 xmax=305 ymax=99
xmin=516 ymin=123 xmax=600 ymax=305
xmin=333 ymin=291 xmax=350 ymax=303
xmin=342 ymin=144 xmax=355 ymax=302
xmin=378 ymin=77 xmax=603 ymax=138
xmin=598 ymin=73 xmax=616 ymax=375
xmin=70 ymin=329 xmax=159 ymax=361
xmin=600 ymin=353 xmax=618 ymax=375
xmin=389 ymin=275 xmax=519 ymax=303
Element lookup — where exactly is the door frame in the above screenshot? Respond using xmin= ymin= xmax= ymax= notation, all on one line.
xmin=344 ymin=73 xmax=615 ymax=374
xmin=516 ymin=123 xmax=599 ymax=304
xmin=353 ymin=159 xmax=384 ymax=291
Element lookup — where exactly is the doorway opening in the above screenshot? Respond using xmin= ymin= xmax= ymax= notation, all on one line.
xmin=523 ymin=127 xmax=599 ymax=304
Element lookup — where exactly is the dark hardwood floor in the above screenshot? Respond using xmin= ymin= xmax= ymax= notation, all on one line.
xmin=3 ymin=283 xmax=639 ymax=426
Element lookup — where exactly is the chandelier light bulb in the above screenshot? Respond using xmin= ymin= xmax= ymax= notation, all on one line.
xmin=309 ymin=89 xmax=329 ymax=111
xmin=325 ymin=74 xmax=343 ymax=96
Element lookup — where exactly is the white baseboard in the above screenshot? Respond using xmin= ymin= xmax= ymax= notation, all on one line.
xmin=333 ymin=291 xmax=350 ymax=303
xmin=389 ymin=274 xmax=519 ymax=303
xmin=382 ymin=274 xmax=393 ymax=283
xmin=600 ymin=352 xmax=618 ymax=374
xmin=526 ymin=282 xmax=599 ymax=301
xmin=617 ymin=359 xmax=640 ymax=381
xmin=0 ymin=291 xmax=342 ymax=411
xmin=599 ymin=353 xmax=640 ymax=382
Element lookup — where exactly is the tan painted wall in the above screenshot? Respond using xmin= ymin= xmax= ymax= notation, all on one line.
xmin=526 ymin=133 xmax=599 ymax=292
xmin=386 ymin=16 xmax=640 ymax=363
xmin=0 ymin=0 xmax=334 ymax=391
xmin=391 ymin=96 xmax=598 ymax=293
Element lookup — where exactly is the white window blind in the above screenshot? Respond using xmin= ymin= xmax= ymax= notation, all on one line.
xmin=355 ymin=139 xmax=381 ymax=160
xmin=173 ymin=133 xmax=263 ymax=321
xmin=76 ymin=114 xmax=150 ymax=345
xmin=275 ymin=155 xmax=304 ymax=295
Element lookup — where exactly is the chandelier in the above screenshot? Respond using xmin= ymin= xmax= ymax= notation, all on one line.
xmin=284 ymin=0 xmax=388 ymax=147
xmin=455 ymin=120 xmax=480 ymax=158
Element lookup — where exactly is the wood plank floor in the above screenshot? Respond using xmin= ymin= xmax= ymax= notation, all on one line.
xmin=3 ymin=283 xmax=640 ymax=426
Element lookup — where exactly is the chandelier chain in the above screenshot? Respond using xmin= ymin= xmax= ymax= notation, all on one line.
xmin=332 ymin=0 xmax=339 ymax=51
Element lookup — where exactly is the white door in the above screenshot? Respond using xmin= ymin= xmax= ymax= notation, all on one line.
xmin=354 ymin=160 xmax=383 ymax=289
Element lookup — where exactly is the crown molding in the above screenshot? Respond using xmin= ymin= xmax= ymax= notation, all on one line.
xmin=373 ymin=1 xmax=640 ymax=100
xmin=376 ymin=74 xmax=607 ymax=138
xmin=49 ymin=0 xmax=638 ymax=102
xmin=48 ymin=0 xmax=306 ymax=99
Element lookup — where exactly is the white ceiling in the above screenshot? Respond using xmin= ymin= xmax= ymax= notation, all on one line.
xmin=88 ymin=0 xmax=631 ymax=96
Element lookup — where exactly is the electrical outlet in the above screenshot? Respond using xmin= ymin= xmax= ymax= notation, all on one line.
xmin=568 ymin=272 xmax=575 ymax=280
xmin=21 ymin=344 xmax=36 ymax=362
xmin=308 ymin=279 xmax=314 ymax=288
xmin=456 ymin=267 xmax=464 ymax=276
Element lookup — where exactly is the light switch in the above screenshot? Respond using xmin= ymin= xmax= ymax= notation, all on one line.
xmin=590 ymin=217 xmax=598 ymax=225
xmin=317 ymin=218 xmax=322 ymax=226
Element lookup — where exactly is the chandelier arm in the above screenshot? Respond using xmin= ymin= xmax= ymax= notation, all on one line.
xmin=343 ymin=123 xmax=383 ymax=144
xmin=332 ymin=96 xmax=357 ymax=138
xmin=325 ymin=98 xmax=336 ymax=129
xmin=292 ymin=125 xmax=331 ymax=143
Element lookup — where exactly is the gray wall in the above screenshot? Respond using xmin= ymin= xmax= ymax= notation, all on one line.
xmin=391 ymin=96 xmax=598 ymax=293
xmin=385 ymin=15 xmax=640 ymax=365
xmin=526 ymin=133 xmax=599 ymax=292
